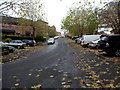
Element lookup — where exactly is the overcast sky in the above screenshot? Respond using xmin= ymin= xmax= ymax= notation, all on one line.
xmin=41 ymin=0 xmax=80 ymax=32
xmin=0 ymin=0 xmax=114 ymax=32
xmin=41 ymin=0 xmax=113 ymax=32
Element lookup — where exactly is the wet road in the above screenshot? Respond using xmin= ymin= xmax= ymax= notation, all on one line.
xmin=3 ymin=38 xmax=82 ymax=88
xmin=2 ymin=38 xmax=120 ymax=88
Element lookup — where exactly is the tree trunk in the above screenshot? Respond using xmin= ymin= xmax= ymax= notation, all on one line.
xmin=32 ymin=27 xmax=36 ymax=40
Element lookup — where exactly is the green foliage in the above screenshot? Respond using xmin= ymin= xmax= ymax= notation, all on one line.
xmin=61 ymin=2 xmax=98 ymax=36
xmin=4 ymin=38 xmax=12 ymax=42
xmin=35 ymin=36 xmax=46 ymax=42
xmin=2 ymin=35 xmax=32 ymax=40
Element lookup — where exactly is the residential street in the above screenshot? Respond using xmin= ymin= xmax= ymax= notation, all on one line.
xmin=2 ymin=38 xmax=120 ymax=88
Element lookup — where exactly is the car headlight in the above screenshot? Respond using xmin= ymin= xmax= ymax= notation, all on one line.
xmin=106 ymin=43 xmax=109 ymax=47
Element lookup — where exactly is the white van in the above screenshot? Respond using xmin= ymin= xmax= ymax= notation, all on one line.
xmin=81 ymin=35 xmax=101 ymax=46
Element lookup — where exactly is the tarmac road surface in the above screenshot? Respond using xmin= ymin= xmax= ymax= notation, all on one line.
xmin=2 ymin=38 xmax=120 ymax=88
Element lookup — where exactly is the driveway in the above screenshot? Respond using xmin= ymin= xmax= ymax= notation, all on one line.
xmin=2 ymin=38 xmax=120 ymax=88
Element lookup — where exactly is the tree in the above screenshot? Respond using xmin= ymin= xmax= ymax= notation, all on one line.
xmin=0 ymin=0 xmax=46 ymax=39
xmin=97 ymin=1 xmax=120 ymax=34
xmin=61 ymin=2 xmax=97 ymax=36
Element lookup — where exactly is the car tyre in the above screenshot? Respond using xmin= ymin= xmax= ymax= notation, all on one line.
xmin=17 ymin=46 xmax=21 ymax=49
xmin=27 ymin=44 xmax=30 ymax=47
xmin=115 ymin=49 xmax=120 ymax=57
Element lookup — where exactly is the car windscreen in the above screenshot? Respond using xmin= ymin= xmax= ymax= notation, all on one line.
xmin=14 ymin=41 xmax=23 ymax=43
xmin=101 ymin=37 xmax=108 ymax=41
xmin=0 ymin=42 xmax=6 ymax=46
xmin=48 ymin=39 xmax=53 ymax=41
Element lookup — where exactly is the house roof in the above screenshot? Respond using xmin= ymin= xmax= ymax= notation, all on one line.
xmin=0 ymin=16 xmax=19 ymax=25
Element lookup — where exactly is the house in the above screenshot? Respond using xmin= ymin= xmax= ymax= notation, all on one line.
xmin=0 ymin=15 xmax=33 ymax=36
xmin=97 ymin=24 xmax=113 ymax=35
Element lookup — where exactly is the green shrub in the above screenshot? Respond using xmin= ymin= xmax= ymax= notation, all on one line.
xmin=35 ymin=36 xmax=46 ymax=42
xmin=4 ymin=38 xmax=12 ymax=42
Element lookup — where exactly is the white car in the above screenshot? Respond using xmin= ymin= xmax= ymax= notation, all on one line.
xmin=54 ymin=36 xmax=59 ymax=39
xmin=5 ymin=40 xmax=26 ymax=49
xmin=88 ymin=39 xmax=100 ymax=48
xmin=47 ymin=38 xmax=55 ymax=44
xmin=81 ymin=35 xmax=101 ymax=46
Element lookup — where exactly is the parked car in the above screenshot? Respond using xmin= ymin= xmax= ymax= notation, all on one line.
xmin=75 ymin=37 xmax=82 ymax=44
xmin=88 ymin=39 xmax=100 ymax=48
xmin=81 ymin=35 xmax=101 ymax=46
xmin=54 ymin=36 xmax=59 ymax=39
xmin=98 ymin=34 xmax=120 ymax=56
xmin=98 ymin=36 xmax=108 ymax=49
xmin=47 ymin=38 xmax=55 ymax=44
xmin=6 ymin=40 xmax=26 ymax=49
xmin=72 ymin=36 xmax=79 ymax=40
xmin=0 ymin=42 xmax=15 ymax=54
xmin=60 ymin=36 xmax=65 ymax=38
xmin=22 ymin=40 xmax=36 ymax=46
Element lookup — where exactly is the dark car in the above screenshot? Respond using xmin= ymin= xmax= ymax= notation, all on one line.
xmin=98 ymin=34 xmax=120 ymax=56
xmin=72 ymin=36 xmax=79 ymax=40
xmin=0 ymin=42 xmax=15 ymax=55
xmin=22 ymin=40 xmax=36 ymax=46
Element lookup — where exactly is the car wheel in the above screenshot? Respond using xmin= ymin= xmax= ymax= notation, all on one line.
xmin=27 ymin=44 xmax=30 ymax=47
xmin=17 ymin=46 xmax=21 ymax=49
xmin=115 ymin=49 xmax=120 ymax=57
xmin=9 ymin=50 xmax=13 ymax=53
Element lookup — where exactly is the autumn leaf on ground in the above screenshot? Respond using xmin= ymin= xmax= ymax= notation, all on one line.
xmin=12 ymin=76 xmax=17 ymax=79
xmin=63 ymin=85 xmax=70 ymax=88
xmin=63 ymin=74 xmax=68 ymax=77
xmin=31 ymin=84 xmax=42 ymax=88
xmin=62 ymin=78 xmax=66 ymax=81
xmin=38 ymin=69 xmax=43 ymax=72
xmin=28 ymin=74 xmax=32 ymax=76
xmin=61 ymin=82 xmax=67 ymax=85
xmin=36 ymin=75 xmax=40 ymax=77
xmin=50 ymin=75 xmax=54 ymax=78
xmin=68 ymin=80 xmax=72 ymax=83
xmin=15 ymin=83 xmax=19 ymax=87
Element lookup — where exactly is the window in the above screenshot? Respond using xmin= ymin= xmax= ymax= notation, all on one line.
xmin=8 ymin=24 xmax=11 ymax=27
xmin=2 ymin=23 xmax=5 ymax=27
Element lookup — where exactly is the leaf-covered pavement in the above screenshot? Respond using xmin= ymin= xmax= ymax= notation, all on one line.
xmin=70 ymin=40 xmax=120 ymax=88
xmin=1 ymin=44 xmax=47 ymax=63
xmin=2 ymin=38 xmax=120 ymax=89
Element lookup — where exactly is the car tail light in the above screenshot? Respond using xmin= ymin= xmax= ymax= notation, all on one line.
xmin=90 ymin=42 xmax=94 ymax=44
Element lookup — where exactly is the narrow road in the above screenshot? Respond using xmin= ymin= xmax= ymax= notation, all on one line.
xmin=3 ymin=38 xmax=82 ymax=88
xmin=2 ymin=38 xmax=120 ymax=88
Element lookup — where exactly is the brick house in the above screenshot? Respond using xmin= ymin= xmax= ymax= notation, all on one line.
xmin=0 ymin=15 xmax=33 ymax=36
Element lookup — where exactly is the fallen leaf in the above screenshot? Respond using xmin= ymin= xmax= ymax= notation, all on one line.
xmin=38 ymin=69 xmax=43 ymax=72
xmin=86 ymin=84 xmax=91 ymax=87
xmin=74 ymin=77 xmax=78 ymax=80
xmin=36 ymin=75 xmax=40 ymax=77
xmin=15 ymin=83 xmax=19 ymax=87
xmin=61 ymin=82 xmax=67 ymax=85
xmin=28 ymin=74 xmax=32 ymax=76
xmin=62 ymin=78 xmax=66 ymax=81
xmin=94 ymin=64 xmax=100 ymax=67
xmin=53 ymin=69 xmax=57 ymax=71
xmin=50 ymin=75 xmax=54 ymax=78
xmin=63 ymin=85 xmax=70 ymax=88
xmin=68 ymin=80 xmax=72 ymax=83
xmin=31 ymin=84 xmax=42 ymax=88
xmin=63 ymin=74 xmax=68 ymax=77
xmin=12 ymin=76 xmax=17 ymax=79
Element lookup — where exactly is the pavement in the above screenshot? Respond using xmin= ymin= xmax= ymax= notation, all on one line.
xmin=2 ymin=38 xmax=120 ymax=88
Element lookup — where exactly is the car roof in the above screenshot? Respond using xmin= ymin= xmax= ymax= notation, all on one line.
xmin=109 ymin=34 xmax=120 ymax=37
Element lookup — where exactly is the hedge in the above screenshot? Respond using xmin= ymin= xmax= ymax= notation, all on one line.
xmin=2 ymin=35 xmax=46 ymax=42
